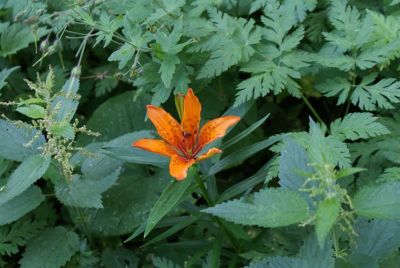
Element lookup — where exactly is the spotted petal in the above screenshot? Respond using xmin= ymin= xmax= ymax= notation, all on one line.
xmin=147 ymin=105 xmax=184 ymax=148
xmin=181 ymin=88 xmax=201 ymax=149
xmin=198 ymin=116 xmax=240 ymax=147
xmin=133 ymin=139 xmax=178 ymax=158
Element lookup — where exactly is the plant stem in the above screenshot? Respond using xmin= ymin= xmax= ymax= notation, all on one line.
xmin=195 ymin=175 xmax=213 ymax=206
xmin=332 ymin=227 xmax=340 ymax=257
xmin=300 ymin=92 xmax=324 ymax=125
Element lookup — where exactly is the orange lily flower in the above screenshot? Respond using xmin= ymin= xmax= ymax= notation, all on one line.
xmin=133 ymin=88 xmax=240 ymax=180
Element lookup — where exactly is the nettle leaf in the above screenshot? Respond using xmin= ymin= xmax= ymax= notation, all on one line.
xmin=0 ymin=186 xmax=44 ymax=225
xmin=0 ymin=66 xmax=18 ymax=90
xmin=19 ymin=227 xmax=80 ymax=268
xmin=0 ymin=154 xmax=50 ymax=206
xmin=330 ymin=113 xmax=389 ymax=141
xmin=308 ymin=119 xmax=351 ymax=168
xmin=315 ymin=198 xmax=340 ymax=246
xmin=71 ymin=166 xmax=169 ymax=236
xmin=316 ymin=77 xmax=351 ymax=105
xmin=203 ymin=188 xmax=309 ymax=228
xmin=279 ymin=140 xmax=314 ymax=208
xmin=353 ymin=181 xmax=400 ymax=220
xmin=352 ymin=218 xmax=400 ymax=261
xmin=0 ymin=120 xmax=45 ymax=161
xmin=55 ymin=168 xmax=121 ymax=209
xmin=51 ymin=70 xmax=80 ymax=123
xmin=247 ymin=233 xmax=334 ymax=268
xmin=192 ymin=8 xmax=261 ymax=79
xmin=16 ymin=104 xmax=46 ymax=119
xmin=0 ymin=23 xmax=47 ymax=57
xmin=49 ymin=121 xmax=75 ymax=140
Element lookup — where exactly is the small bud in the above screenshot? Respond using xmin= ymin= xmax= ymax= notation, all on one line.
xmin=71 ymin=66 xmax=81 ymax=78
xmin=23 ymin=16 xmax=39 ymax=25
xmin=40 ymin=39 xmax=49 ymax=52
xmin=174 ymin=93 xmax=184 ymax=120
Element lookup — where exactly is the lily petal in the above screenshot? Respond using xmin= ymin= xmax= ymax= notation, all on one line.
xmin=133 ymin=139 xmax=177 ymax=158
xmin=147 ymin=105 xmax=184 ymax=148
xmin=170 ymin=155 xmax=195 ymax=180
xmin=181 ymin=88 xmax=201 ymax=149
xmin=196 ymin=147 xmax=222 ymax=161
xmin=198 ymin=116 xmax=240 ymax=147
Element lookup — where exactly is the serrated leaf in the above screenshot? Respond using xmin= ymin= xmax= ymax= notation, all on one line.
xmin=49 ymin=121 xmax=75 ymax=140
xmin=0 ymin=186 xmax=44 ymax=225
xmin=0 ymin=120 xmax=45 ymax=161
xmin=0 ymin=154 xmax=50 ymax=206
xmin=352 ymin=218 xmax=400 ymax=259
xmin=144 ymin=168 xmax=195 ymax=237
xmin=108 ymin=43 xmax=135 ymax=69
xmin=315 ymin=198 xmax=340 ymax=246
xmin=55 ymin=168 xmax=121 ymax=208
xmin=330 ymin=113 xmax=390 ymax=141
xmin=70 ymin=166 xmax=169 ymax=236
xmin=16 ymin=104 xmax=46 ymax=119
xmin=19 ymin=227 xmax=80 ymax=268
xmin=353 ymin=181 xmax=400 ymax=220
xmin=0 ymin=23 xmax=47 ymax=57
xmin=51 ymin=71 xmax=80 ymax=123
xmin=203 ymin=188 xmax=309 ymax=228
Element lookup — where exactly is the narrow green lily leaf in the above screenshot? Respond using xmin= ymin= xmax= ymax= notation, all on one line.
xmin=222 ymin=114 xmax=269 ymax=149
xmin=208 ymin=135 xmax=281 ymax=175
xmin=144 ymin=168 xmax=195 ymax=237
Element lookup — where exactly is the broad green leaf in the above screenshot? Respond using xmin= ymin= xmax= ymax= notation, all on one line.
xmin=0 ymin=66 xmax=18 ymax=90
xmin=208 ymin=135 xmax=281 ymax=175
xmin=77 ymin=91 xmax=151 ymax=145
xmin=315 ymin=198 xmax=340 ymax=246
xmin=144 ymin=168 xmax=195 ymax=237
xmin=49 ymin=121 xmax=75 ymax=140
xmin=19 ymin=227 xmax=80 ymax=268
xmin=0 ymin=186 xmax=44 ymax=225
xmin=203 ymin=188 xmax=309 ymax=228
xmin=16 ymin=104 xmax=46 ymax=119
xmin=352 ymin=219 xmax=400 ymax=260
xmin=55 ymin=168 xmax=121 ymax=208
xmin=0 ymin=24 xmax=47 ymax=57
xmin=0 ymin=154 xmax=50 ymax=206
xmin=70 ymin=166 xmax=169 ymax=236
xmin=0 ymin=120 xmax=45 ymax=161
xmin=353 ymin=181 xmax=400 ymax=220
xmin=246 ymin=233 xmax=334 ymax=268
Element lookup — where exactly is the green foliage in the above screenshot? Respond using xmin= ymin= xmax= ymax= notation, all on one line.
xmin=353 ymin=181 xmax=400 ymax=220
xmin=19 ymin=226 xmax=80 ymax=268
xmin=0 ymin=0 xmax=400 ymax=266
xmin=204 ymin=188 xmax=309 ymax=228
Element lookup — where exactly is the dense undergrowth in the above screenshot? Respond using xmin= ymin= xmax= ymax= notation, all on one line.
xmin=0 ymin=0 xmax=400 ymax=267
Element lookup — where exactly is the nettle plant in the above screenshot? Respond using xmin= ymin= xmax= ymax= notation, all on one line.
xmin=0 ymin=0 xmax=400 ymax=267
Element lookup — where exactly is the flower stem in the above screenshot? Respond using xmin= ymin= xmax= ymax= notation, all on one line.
xmin=195 ymin=175 xmax=213 ymax=206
